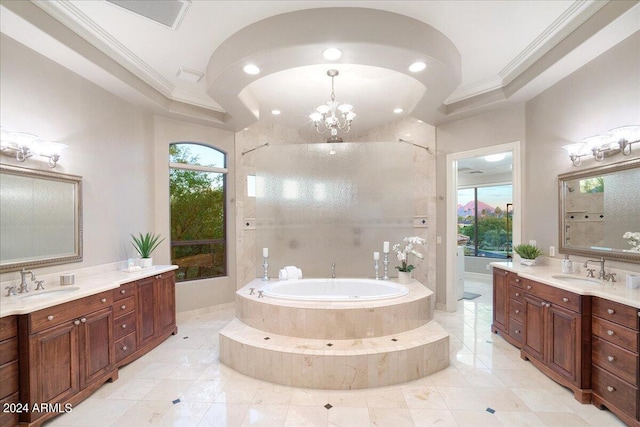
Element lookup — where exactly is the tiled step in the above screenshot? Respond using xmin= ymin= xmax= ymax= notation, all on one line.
xmin=219 ymin=318 xmax=449 ymax=389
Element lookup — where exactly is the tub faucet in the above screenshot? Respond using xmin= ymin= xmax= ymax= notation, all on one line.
xmin=331 ymin=262 xmax=336 ymax=278
xmin=584 ymin=257 xmax=605 ymax=280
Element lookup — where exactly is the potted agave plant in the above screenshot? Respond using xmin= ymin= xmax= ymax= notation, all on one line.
xmin=513 ymin=243 xmax=543 ymax=266
xmin=131 ymin=232 xmax=165 ymax=268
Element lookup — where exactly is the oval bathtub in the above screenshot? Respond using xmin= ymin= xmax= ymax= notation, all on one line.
xmin=262 ymin=278 xmax=408 ymax=301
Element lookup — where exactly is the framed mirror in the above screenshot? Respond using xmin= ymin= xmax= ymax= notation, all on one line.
xmin=558 ymin=158 xmax=640 ymax=263
xmin=0 ymin=164 xmax=83 ymax=272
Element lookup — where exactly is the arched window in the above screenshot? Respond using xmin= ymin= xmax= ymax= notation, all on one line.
xmin=169 ymin=143 xmax=227 ymax=281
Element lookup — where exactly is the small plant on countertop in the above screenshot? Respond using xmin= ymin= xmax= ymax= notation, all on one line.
xmin=393 ymin=236 xmax=426 ymax=272
xmin=131 ymin=232 xmax=165 ymax=258
xmin=513 ymin=243 xmax=543 ymax=260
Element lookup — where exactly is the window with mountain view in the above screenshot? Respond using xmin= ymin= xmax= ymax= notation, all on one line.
xmin=169 ymin=143 xmax=227 ymax=281
xmin=458 ymin=184 xmax=513 ymax=258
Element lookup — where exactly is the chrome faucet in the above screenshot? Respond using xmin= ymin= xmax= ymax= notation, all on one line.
xmin=19 ymin=268 xmax=34 ymax=293
xmin=584 ymin=258 xmax=606 ymax=280
xmin=331 ymin=262 xmax=336 ymax=278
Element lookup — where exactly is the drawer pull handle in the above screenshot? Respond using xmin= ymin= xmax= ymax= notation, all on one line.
xmin=122 ymin=346 xmax=128 ymax=351
xmin=121 ymin=305 xmax=126 ymax=310
xmin=101 ymin=298 xmax=107 ymax=303
xmin=541 ymin=301 xmax=546 ymax=307
xmin=504 ymin=271 xmax=508 ymax=276
xmin=607 ymin=356 xmax=615 ymax=362
xmin=120 ymin=289 xmax=126 ymax=294
xmin=607 ymin=309 xmax=615 ymax=315
xmin=514 ymin=330 xmax=520 ymax=334
xmin=562 ymin=297 xmax=569 ymax=303
xmin=80 ymin=317 xmax=86 ymax=323
xmin=74 ymin=320 xmax=80 ymax=325
xmin=515 ymin=292 xmax=520 ymax=297
xmin=515 ymin=309 xmax=520 ymax=314
xmin=515 ymin=278 xmax=521 ymax=283
xmin=527 ymin=285 xmax=532 ymax=290
xmin=47 ymin=315 xmax=54 ymax=321
xmin=607 ymin=330 xmax=615 ymax=336
xmin=607 ymin=386 xmax=615 ymax=392
xmin=121 ymin=324 xmax=127 ymax=329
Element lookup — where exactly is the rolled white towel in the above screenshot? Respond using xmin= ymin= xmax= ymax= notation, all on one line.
xmin=279 ymin=269 xmax=288 ymax=280
xmin=285 ymin=266 xmax=299 ymax=280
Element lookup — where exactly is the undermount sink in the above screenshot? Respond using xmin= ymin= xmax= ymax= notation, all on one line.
xmin=550 ymin=275 xmax=601 ymax=285
xmin=19 ymin=287 xmax=80 ymax=301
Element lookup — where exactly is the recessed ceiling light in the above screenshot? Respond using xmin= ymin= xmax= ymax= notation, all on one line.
xmin=271 ymin=109 xmax=281 ymax=115
xmin=323 ymin=47 xmax=343 ymax=61
xmin=409 ymin=61 xmax=427 ymax=72
xmin=243 ymin=64 xmax=260 ymax=75
xmin=393 ymin=108 xmax=404 ymax=114
xmin=485 ymin=153 xmax=506 ymax=162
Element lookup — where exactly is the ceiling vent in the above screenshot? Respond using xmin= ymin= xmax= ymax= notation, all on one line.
xmin=106 ymin=0 xmax=191 ymax=30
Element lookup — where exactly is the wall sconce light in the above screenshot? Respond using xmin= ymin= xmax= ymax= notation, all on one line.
xmin=563 ymin=125 xmax=640 ymax=167
xmin=0 ymin=128 xmax=67 ymax=168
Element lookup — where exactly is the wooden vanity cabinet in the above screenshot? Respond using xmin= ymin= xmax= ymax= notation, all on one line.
xmin=521 ymin=278 xmax=591 ymax=403
xmin=591 ymin=297 xmax=640 ymax=426
xmin=491 ymin=267 xmax=524 ymax=347
xmin=0 ymin=316 xmax=19 ymax=427
xmin=18 ymin=291 xmax=116 ymax=426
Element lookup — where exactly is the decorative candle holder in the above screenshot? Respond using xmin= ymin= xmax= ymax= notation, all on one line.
xmin=374 ymin=259 xmax=380 ymax=280
xmin=262 ymin=256 xmax=269 ymax=281
xmin=383 ymin=253 xmax=389 ymax=280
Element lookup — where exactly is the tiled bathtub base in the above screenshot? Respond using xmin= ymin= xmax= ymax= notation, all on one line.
xmin=219 ymin=318 xmax=450 ymax=389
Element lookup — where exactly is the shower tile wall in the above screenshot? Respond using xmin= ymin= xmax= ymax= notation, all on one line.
xmin=235 ymin=118 xmax=436 ymax=290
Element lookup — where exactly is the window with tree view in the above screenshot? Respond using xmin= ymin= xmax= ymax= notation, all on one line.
xmin=458 ymin=184 xmax=512 ymax=258
xmin=170 ymin=143 xmax=227 ymax=281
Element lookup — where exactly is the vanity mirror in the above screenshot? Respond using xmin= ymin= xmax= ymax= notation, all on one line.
xmin=0 ymin=164 xmax=83 ymax=272
xmin=558 ymin=158 xmax=640 ymax=263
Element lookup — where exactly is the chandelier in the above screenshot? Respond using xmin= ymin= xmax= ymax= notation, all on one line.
xmin=309 ymin=69 xmax=356 ymax=143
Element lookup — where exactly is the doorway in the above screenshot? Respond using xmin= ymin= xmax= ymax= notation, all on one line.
xmin=445 ymin=142 xmax=522 ymax=312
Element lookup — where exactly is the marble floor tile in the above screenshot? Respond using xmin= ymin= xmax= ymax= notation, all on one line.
xmin=40 ymin=276 xmax=630 ymax=427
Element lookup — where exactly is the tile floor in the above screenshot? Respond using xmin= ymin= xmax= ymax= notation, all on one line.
xmin=44 ymin=277 xmax=625 ymax=426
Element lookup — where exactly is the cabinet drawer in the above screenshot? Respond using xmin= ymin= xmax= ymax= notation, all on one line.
xmin=510 ymin=298 xmax=524 ymax=323
xmin=114 ymin=296 xmax=135 ymax=316
xmin=0 ymin=316 xmax=17 ymax=341
xmin=593 ymin=316 xmax=638 ymax=353
xmin=523 ymin=279 xmax=582 ymax=313
xmin=114 ymin=311 xmax=136 ymax=341
xmin=29 ymin=291 xmax=113 ymax=333
xmin=508 ymin=285 xmax=524 ymax=302
xmin=0 ymin=360 xmax=18 ymax=399
xmin=114 ymin=282 xmax=136 ymax=301
xmin=0 ymin=392 xmax=19 ymax=427
xmin=593 ymin=336 xmax=639 ymax=385
xmin=508 ymin=319 xmax=524 ymax=345
xmin=509 ymin=274 xmax=524 ymax=289
xmin=115 ymin=333 xmax=137 ymax=363
xmin=0 ymin=337 xmax=18 ymax=366
xmin=593 ymin=298 xmax=639 ymax=330
xmin=592 ymin=365 xmax=638 ymax=419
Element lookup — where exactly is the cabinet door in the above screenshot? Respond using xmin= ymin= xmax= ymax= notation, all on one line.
xmin=79 ymin=307 xmax=115 ymax=389
xmin=492 ymin=269 xmax=509 ymax=333
xmin=156 ymin=272 xmax=176 ymax=336
xmin=547 ymin=303 xmax=579 ymax=384
xmin=523 ymin=294 xmax=545 ymax=363
xmin=30 ymin=321 xmax=79 ymax=404
xmin=137 ymin=276 xmax=156 ymax=347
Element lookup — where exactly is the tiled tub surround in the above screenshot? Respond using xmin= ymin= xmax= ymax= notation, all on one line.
xmin=219 ymin=279 xmax=449 ymax=389
xmin=235 ymin=279 xmax=433 ymax=339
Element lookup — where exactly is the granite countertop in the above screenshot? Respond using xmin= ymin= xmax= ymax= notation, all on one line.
xmin=0 ymin=265 xmax=178 ymax=317
xmin=491 ymin=261 xmax=640 ymax=309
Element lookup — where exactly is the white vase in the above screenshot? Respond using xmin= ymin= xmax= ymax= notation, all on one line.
xmin=520 ymin=258 xmax=537 ymax=266
xmin=140 ymin=257 xmax=153 ymax=268
xmin=398 ymin=271 xmax=412 ymax=284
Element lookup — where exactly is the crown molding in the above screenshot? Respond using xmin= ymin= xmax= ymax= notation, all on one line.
xmin=32 ymin=0 xmax=175 ymax=96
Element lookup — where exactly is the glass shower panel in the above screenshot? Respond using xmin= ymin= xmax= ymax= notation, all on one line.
xmin=256 ymin=142 xmax=414 ymax=278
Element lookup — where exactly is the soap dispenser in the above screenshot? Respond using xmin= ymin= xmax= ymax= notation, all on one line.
xmin=562 ymin=254 xmax=573 ymax=273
